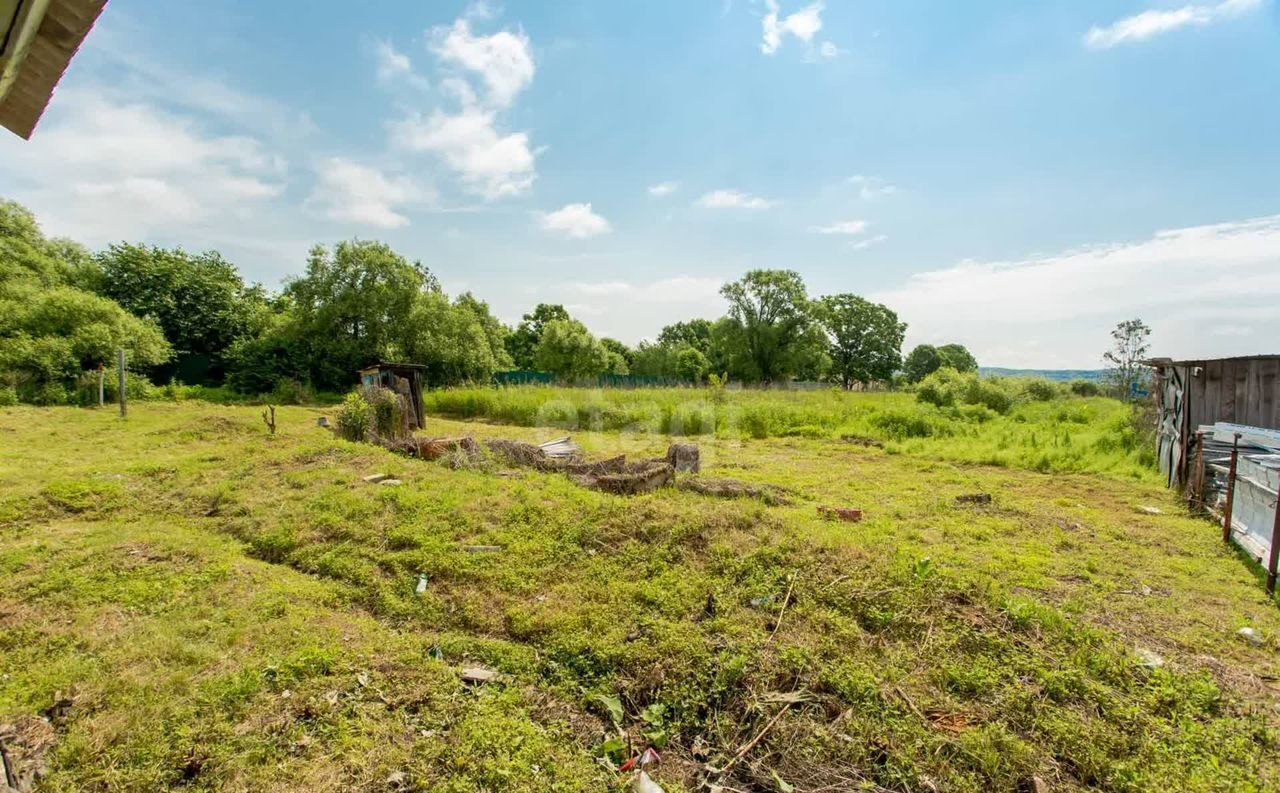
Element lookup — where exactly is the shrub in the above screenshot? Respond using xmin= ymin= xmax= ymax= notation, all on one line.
xmin=1022 ymin=379 xmax=1058 ymax=401
xmin=916 ymin=368 xmax=1016 ymax=414
xmin=1069 ymin=379 xmax=1102 ymax=397
xmin=335 ymin=392 xmax=373 ymax=442
xmin=364 ymin=386 xmax=406 ymax=438
xmin=871 ymin=408 xmax=946 ymax=439
xmin=0 ymin=385 xmax=16 ymax=406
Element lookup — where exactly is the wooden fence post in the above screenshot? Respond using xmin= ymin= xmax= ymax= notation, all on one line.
xmin=97 ymin=364 xmax=104 ymax=407
xmin=115 ymin=347 xmax=125 ymax=422
xmin=1188 ymin=431 xmax=1205 ymax=510
xmin=1222 ymin=433 xmax=1241 ymax=544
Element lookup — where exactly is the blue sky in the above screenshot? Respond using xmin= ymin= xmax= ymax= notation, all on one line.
xmin=2 ymin=0 xmax=1278 ymax=367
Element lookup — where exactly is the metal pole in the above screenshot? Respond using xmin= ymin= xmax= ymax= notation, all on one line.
xmin=117 ymin=347 xmax=126 ymax=416
xmin=97 ymin=364 xmax=104 ymax=407
xmin=1267 ymin=494 xmax=1280 ymax=596
xmin=1222 ymin=432 xmax=1241 ymax=544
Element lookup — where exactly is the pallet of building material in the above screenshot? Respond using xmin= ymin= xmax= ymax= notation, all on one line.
xmin=1207 ymin=422 xmax=1280 ymax=451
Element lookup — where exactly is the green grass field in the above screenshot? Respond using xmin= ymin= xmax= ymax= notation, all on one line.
xmin=1 ymin=395 xmax=1276 ymax=792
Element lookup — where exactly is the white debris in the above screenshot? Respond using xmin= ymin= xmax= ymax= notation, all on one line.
xmin=1137 ymin=505 xmax=1163 ymax=515
xmin=1135 ymin=648 xmax=1164 ymax=668
xmin=362 ymin=473 xmax=392 ymax=483
xmin=379 ymin=478 xmax=403 ymax=486
xmin=1238 ymin=627 xmax=1263 ymax=647
xmin=631 ymin=770 xmax=666 ymax=793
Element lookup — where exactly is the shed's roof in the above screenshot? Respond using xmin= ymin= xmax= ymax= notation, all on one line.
xmin=0 ymin=0 xmax=107 ymax=140
xmin=1145 ymin=354 xmax=1280 ymax=367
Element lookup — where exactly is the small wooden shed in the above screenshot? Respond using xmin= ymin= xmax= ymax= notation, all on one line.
xmin=1149 ymin=355 xmax=1280 ymax=488
xmin=358 ymin=362 xmax=426 ymax=430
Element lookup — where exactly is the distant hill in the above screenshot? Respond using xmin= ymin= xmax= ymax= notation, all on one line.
xmin=979 ymin=367 xmax=1106 ymax=382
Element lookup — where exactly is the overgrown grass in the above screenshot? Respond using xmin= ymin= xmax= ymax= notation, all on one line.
xmin=1 ymin=403 xmax=1276 ymax=791
xmin=423 ymin=385 xmax=1157 ymax=478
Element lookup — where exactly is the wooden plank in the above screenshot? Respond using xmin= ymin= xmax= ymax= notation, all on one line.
xmin=1235 ymin=359 xmax=1251 ymax=427
xmin=1221 ymin=359 xmax=1237 ymax=423
xmin=1203 ymin=360 xmax=1222 ymax=425
xmin=1252 ymin=358 xmax=1276 ymax=429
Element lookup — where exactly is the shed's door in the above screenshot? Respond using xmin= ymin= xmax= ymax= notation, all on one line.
xmin=1157 ymin=366 xmax=1185 ymax=487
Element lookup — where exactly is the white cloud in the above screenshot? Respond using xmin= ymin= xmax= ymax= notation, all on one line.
xmin=430 ymin=18 xmax=534 ymax=107
xmin=848 ymin=174 xmax=897 ymax=200
xmin=538 ymin=203 xmax=612 ymax=239
xmin=551 ymin=277 xmax=729 ymax=343
xmin=872 ymin=215 xmax=1280 ymax=368
xmin=851 ymin=233 xmax=888 ymax=250
xmin=0 ymin=88 xmax=287 ymax=243
xmin=375 ymin=40 xmax=429 ymax=91
xmin=762 ymin=1 xmax=827 ymax=56
xmin=307 ymin=158 xmax=427 ymax=229
xmin=810 ymin=219 xmax=868 ymax=235
xmin=391 ymin=107 xmax=535 ymax=199
xmin=1084 ymin=0 xmax=1262 ymax=48
xmin=695 ymin=189 xmax=778 ymax=209
xmin=648 ymin=181 xmax=680 ymax=197
xmin=818 ymin=41 xmax=839 ymax=59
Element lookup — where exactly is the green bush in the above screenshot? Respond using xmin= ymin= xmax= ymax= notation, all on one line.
xmin=1022 ymin=379 xmax=1059 ymax=401
xmin=0 ymin=385 xmax=16 ymax=406
xmin=1069 ymin=379 xmax=1102 ymax=397
xmin=917 ymin=369 xmax=1015 ymax=414
xmin=871 ymin=408 xmax=947 ymax=439
xmin=364 ymin=386 xmax=405 ymax=438
xmin=335 ymin=392 xmax=373 ymax=442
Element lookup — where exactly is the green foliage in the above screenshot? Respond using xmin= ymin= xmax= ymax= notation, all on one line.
xmin=364 ymin=386 xmax=405 ymax=439
xmin=1104 ymin=318 xmax=1152 ymax=401
xmin=937 ymin=343 xmax=978 ymax=372
xmin=903 ymin=344 xmax=943 ymax=383
xmin=533 ymin=318 xmax=609 ymax=381
xmin=505 ymin=303 xmax=569 ymax=370
xmin=916 ymin=369 xmax=1026 ymax=414
xmin=335 ymin=391 xmax=373 ymax=442
xmin=1070 ymin=379 xmax=1102 ymax=397
xmin=93 ymin=243 xmax=267 ymax=383
xmin=816 ymin=293 xmax=906 ymax=388
xmin=404 ymin=291 xmax=504 ymax=385
xmin=282 ymin=240 xmax=435 ymax=390
xmin=719 ymin=269 xmax=820 ymax=384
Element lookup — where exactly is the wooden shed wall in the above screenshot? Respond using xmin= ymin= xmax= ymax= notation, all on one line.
xmin=1183 ymin=357 xmax=1280 ymax=432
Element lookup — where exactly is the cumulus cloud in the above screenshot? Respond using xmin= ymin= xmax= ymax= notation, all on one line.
xmin=308 ymin=158 xmax=427 ymax=228
xmin=387 ymin=13 xmax=538 ymax=200
xmin=1084 ymin=0 xmax=1262 ymax=48
xmin=390 ymin=107 xmax=535 ymax=200
xmin=848 ymin=174 xmax=897 ymax=200
xmin=695 ymin=189 xmax=777 ymax=210
xmin=374 ymin=40 xmax=429 ymax=90
xmin=762 ymin=0 xmax=835 ymax=58
xmin=0 ymin=88 xmax=287 ymax=244
xmin=648 ymin=181 xmax=679 ymax=197
xmin=872 ymin=215 xmax=1280 ymax=367
xmin=810 ymin=219 xmax=868 ymax=235
xmin=430 ymin=18 xmax=534 ymax=107
xmin=550 ymin=277 xmax=730 ymax=342
xmin=538 ymin=203 xmax=612 ymax=238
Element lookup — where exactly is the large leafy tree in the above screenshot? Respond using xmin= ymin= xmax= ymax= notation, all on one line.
xmin=93 ymin=243 xmax=266 ymax=383
xmin=817 ymin=294 xmax=906 ymax=388
xmin=1103 ymin=318 xmax=1151 ymax=401
xmin=718 ymin=269 xmax=817 ymax=384
xmin=937 ymin=343 xmax=978 ymax=373
xmin=404 ymin=291 xmax=500 ymax=385
xmin=0 ymin=201 xmax=170 ymax=399
xmin=455 ymin=292 xmax=514 ymax=370
xmin=657 ymin=319 xmax=713 ymax=356
xmin=533 ymin=318 xmax=609 ymax=381
xmin=506 ymin=303 xmax=570 ymax=369
xmin=283 ymin=240 xmax=435 ymax=390
xmin=903 ymin=344 xmax=943 ymax=383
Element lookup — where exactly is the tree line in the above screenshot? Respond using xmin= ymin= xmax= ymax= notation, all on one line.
xmin=0 ymin=198 xmax=976 ymax=402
